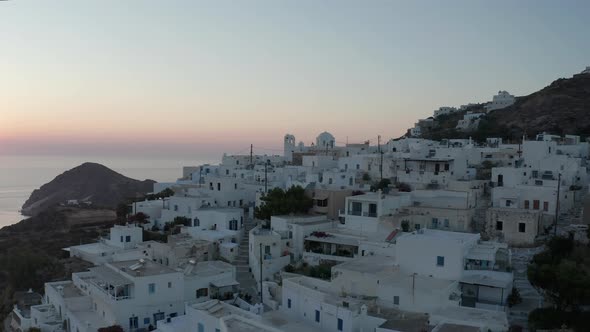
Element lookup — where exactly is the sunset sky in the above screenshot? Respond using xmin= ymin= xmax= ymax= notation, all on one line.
xmin=1 ymin=0 xmax=590 ymax=160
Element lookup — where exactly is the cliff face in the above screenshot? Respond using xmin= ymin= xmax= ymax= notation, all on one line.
xmin=21 ymin=162 xmax=155 ymax=215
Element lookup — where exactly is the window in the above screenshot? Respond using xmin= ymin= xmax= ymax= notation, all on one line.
xmin=543 ymin=201 xmax=549 ymax=212
xmin=443 ymin=219 xmax=449 ymax=228
xmin=315 ymin=310 xmax=320 ymax=323
xmin=129 ymin=317 xmax=138 ymax=330
xmin=194 ymin=218 xmax=200 ymax=227
xmin=356 ymin=164 xmax=360 ymax=170
xmin=368 ymin=203 xmax=377 ymax=217
xmin=148 ymin=283 xmax=156 ymax=294
xmin=519 ymin=223 xmax=526 ymax=233
xmin=196 ymin=288 xmax=208 ymax=298
xmin=444 ymin=163 xmax=450 ymax=171
xmin=431 ymin=218 xmax=439 ymax=229
xmin=328 ymin=178 xmax=333 ymax=184
xmin=436 ymin=256 xmax=445 ymax=267
xmin=153 ymin=312 xmax=164 ymax=323
xmin=234 ymin=183 xmax=237 ymax=189
xmin=120 ymin=236 xmax=124 ymax=242
xmin=415 ymin=223 xmax=421 ymax=230
xmin=174 ymin=205 xmax=178 ymax=211
xmin=496 ymin=221 xmax=503 ymax=231
xmin=533 ymin=200 xmax=540 ymax=210
xmin=217 ymin=183 xmax=221 ymax=191
xmin=337 ymin=318 xmax=343 ymax=331
xmin=168 ymin=282 xmax=172 ymax=288
xmin=394 ymin=295 xmax=399 ymax=305
xmin=287 ymin=298 xmax=291 ymax=308
xmin=125 ymin=235 xmax=131 ymax=242
xmin=351 ymin=202 xmax=362 ymax=215
xmin=197 ymin=323 xmax=204 ymax=332
xmin=144 ymin=318 xmax=150 ymax=325
xmin=524 ymin=200 xmax=530 ymax=209
xmin=505 ymin=200 xmax=512 ymax=207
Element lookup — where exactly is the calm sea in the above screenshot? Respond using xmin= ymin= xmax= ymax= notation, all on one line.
xmin=0 ymin=155 xmax=213 ymax=228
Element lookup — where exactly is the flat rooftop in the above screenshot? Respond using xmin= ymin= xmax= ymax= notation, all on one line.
xmin=69 ymin=242 xmax=117 ymax=255
xmin=49 ymin=281 xmax=85 ymax=298
xmin=398 ymin=229 xmax=479 ymax=243
xmin=260 ymin=310 xmax=324 ymax=332
xmin=110 ymin=259 xmax=178 ymax=277
xmin=334 ymin=256 xmax=397 ymax=274
xmin=183 ymin=260 xmax=234 ymax=278
xmin=285 ymin=276 xmax=369 ymax=310
xmin=431 ymin=306 xmax=508 ymax=330
xmin=437 ymin=323 xmax=481 ymax=332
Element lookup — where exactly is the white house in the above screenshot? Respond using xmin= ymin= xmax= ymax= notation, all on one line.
xmin=484 ymin=91 xmax=515 ymax=111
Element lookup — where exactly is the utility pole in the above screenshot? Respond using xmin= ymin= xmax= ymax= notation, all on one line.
xmin=250 ymin=144 xmax=253 ymax=168
xmin=259 ymin=243 xmax=263 ymax=304
xmin=378 ymin=135 xmax=383 ymax=181
xmin=554 ymin=172 xmax=561 ymax=236
xmin=264 ymin=160 xmax=269 ymax=193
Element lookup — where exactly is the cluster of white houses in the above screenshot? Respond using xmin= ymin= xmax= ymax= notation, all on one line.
xmin=10 ymin=129 xmax=589 ymax=332
xmin=410 ymin=90 xmax=516 ymax=137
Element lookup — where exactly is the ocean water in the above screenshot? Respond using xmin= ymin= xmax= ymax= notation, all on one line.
xmin=0 ymin=155 xmax=212 ymax=228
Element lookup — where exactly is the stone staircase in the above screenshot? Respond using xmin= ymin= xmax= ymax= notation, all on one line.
xmin=473 ymin=195 xmax=491 ymax=233
xmin=508 ymin=246 xmax=545 ymax=331
xmin=233 ymin=216 xmax=259 ymax=301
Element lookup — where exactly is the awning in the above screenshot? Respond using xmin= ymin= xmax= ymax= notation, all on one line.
xmin=460 ymin=272 xmax=512 ymax=289
xmin=210 ymin=279 xmax=239 ymax=288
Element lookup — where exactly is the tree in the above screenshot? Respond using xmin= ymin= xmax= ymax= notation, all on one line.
xmin=527 ymin=236 xmax=590 ymax=310
xmin=116 ymin=203 xmax=129 ymax=220
xmin=128 ymin=212 xmax=149 ymax=224
xmin=370 ymin=178 xmax=391 ymax=192
xmin=397 ymin=182 xmax=411 ymax=192
xmin=254 ymin=186 xmax=313 ymax=221
xmin=507 ymin=287 xmax=522 ymax=307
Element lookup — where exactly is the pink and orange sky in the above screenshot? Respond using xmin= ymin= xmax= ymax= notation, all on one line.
xmin=2 ymin=1 xmax=589 ymax=161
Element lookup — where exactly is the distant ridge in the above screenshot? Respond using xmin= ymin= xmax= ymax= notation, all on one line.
xmin=21 ymin=162 xmax=155 ymax=215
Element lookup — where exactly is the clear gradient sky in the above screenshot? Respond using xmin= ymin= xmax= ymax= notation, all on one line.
xmin=1 ymin=0 xmax=589 ymax=160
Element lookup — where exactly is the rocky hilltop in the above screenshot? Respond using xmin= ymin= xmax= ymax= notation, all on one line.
xmin=486 ymin=71 xmax=590 ymax=140
xmin=21 ymin=162 xmax=155 ymax=215
xmin=419 ymin=71 xmax=590 ymax=141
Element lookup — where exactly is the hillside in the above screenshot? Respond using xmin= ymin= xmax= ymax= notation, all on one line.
xmin=0 ymin=207 xmax=115 ymax=324
xmin=21 ymin=162 xmax=155 ymax=216
xmin=420 ymin=72 xmax=590 ymax=142
xmin=486 ymin=72 xmax=590 ymax=140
